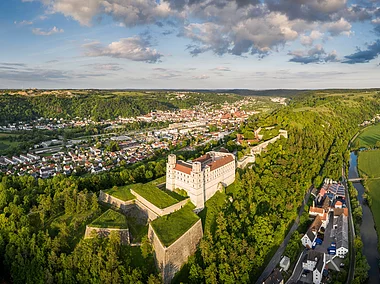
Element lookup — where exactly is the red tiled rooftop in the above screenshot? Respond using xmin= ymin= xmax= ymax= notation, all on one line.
xmin=194 ymin=154 xmax=211 ymax=163
xmin=174 ymin=163 xmax=192 ymax=175
xmin=209 ymin=155 xmax=234 ymax=171
xmin=309 ymin=207 xmax=324 ymax=214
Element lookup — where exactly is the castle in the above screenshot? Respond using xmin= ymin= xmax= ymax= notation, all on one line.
xmin=166 ymin=151 xmax=236 ymax=209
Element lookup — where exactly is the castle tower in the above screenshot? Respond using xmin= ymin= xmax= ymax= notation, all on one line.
xmin=166 ymin=154 xmax=176 ymax=191
xmin=191 ymin=162 xmax=205 ymax=209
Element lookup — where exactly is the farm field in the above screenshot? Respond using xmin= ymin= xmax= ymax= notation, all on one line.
xmin=358 ymin=150 xmax=380 ymax=178
xmin=354 ymin=123 xmax=380 ymax=149
xmin=358 ymin=149 xmax=380 ymax=247
xmin=365 ymin=179 xmax=380 ymax=246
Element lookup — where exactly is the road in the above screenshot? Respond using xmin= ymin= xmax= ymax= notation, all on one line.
xmin=255 ymin=185 xmax=314 ymax=284
xmin=342 ymin=164 xmax=356 ymax=284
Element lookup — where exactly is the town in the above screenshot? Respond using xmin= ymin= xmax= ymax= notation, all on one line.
xmin=0 ymin=97 xmax=260 ymax=177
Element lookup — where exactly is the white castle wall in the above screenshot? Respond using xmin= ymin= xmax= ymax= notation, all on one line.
xmin=166 ymin=152 xmax=235 ymax=209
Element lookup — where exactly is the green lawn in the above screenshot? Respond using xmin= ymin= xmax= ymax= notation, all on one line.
xmin=147 ymin=175 xmax=166 ymax=186
xmin=358 ymin=150 xmax=380 ymax=178
xmin=104 ymin=185 xmax=136 ymax=201
xmin=358 ymin=150 xmax=380 ymax=247
xmin=47 ymin=209 xmax=104 ymax=250
xmin=365 ymin=179 xmax=380 ymax=247
xmin=354 ymin=123 xmax=380 ymax=149
xmin=130 ymin=183 xmax=180 ymax=209
xmin=90 ymin=209 xmax=128 ymax=229
xmin=151 ymin=204 xmax=199 ymax=247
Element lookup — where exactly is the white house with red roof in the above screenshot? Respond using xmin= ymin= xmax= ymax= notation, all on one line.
xmin=166 ymin=151 xmax=236 ymax=209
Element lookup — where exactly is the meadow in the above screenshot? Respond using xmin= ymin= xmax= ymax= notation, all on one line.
xmin=354 ymin=123 xmax=380 ymax=149
xmin=358 ymin=150 xmax=380 ymax=247
xmin=358 ymin=150 xmax=380 ymax=178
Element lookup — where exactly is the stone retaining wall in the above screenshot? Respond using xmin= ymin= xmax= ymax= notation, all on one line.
xmin=131 ymin=189 xmax=189 ymax=217
xmin=251 ymin=130 xmax=288 ymax=155
xmin=148 ymin=219 xmax=203 ymax=284
xmin=98 ymin=190 xmax=135 ymax=212
xmin=237 ymin=155 xmax=256 ymax=169
xmin=85 ymin=226 xmax=130 ymax=245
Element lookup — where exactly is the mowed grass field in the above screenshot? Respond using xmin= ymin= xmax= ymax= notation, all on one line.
xmin=354 ymin=123 xmax=380 ymax=149
xmin=358 ymin=150 xmax=380 ymax=178
xmin=358 ymin=150 xmax=380 ymax=246
xmin=365 ymin=179 xmax=380 ymax=246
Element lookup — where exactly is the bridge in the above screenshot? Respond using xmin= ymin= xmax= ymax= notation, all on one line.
xmin=348 ymin=178 xmax=363 ymax=182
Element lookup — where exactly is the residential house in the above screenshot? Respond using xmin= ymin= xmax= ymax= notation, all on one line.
xmin=302 ymin=251 xmax=325 ymax=284
xmin=262 ymin=269 xmax=284 ymax=284
xmin=334 ymin=214 xmax=349 ymax=258
xmin=301 ymin=215 xmax=322 ymax=248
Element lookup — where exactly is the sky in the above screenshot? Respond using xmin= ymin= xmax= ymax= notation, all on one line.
xmin=0 ymin=0 xmax=379 ymax=89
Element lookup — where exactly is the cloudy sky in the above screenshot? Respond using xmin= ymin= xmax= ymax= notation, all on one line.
xmin=1 ymin=0 xmax=380 ymax=89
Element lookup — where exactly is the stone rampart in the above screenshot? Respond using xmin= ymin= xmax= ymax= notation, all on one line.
xmin=131 ymin=189 xmax=189 ymax=217
xmin=148 ymin=219 xmax=203 ymax=284
xmin=85 ymin=226 xmax=130 ymax=245
xmin=251 ymin=129 xmax=288 ymax=155
xmin=237 ymin=155 xmax=256 ymax=169
xmin=98 ymin=190 xmax=135 ymax=212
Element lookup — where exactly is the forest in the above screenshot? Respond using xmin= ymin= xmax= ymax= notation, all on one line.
xmin=0 ymin=90 xmax=380 ymax=283
xmin=0 ymin=91 xmax=241 ymax=123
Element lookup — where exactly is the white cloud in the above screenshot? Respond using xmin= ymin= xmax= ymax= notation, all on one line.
xmin=212 ymin=67 xmax=231 ymax=71
xmin=288 ymin=44 xmax=339 ymax=64
xmin=300 ymin=30 xmax=324 ymax=46
xmin=32 ymin=26 xmax=64 ymax=36
xmin=38 ymin=0 xmax=173 ymax=27
xmin=85 ymin=63 xmax=123 ymax=71
xmin=83 ymin=36 xmax=163 ymax=63
xmin=14 ymin=20 xmax=33 ymax=26
xmin=323 ymin=18 xmax=352 ymax=36
xmin=193 ymin=74 xmax=210 ymax=80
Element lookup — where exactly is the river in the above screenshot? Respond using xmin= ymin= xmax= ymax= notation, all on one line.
xmin=349 ymin=152 xmax=380 ymax=283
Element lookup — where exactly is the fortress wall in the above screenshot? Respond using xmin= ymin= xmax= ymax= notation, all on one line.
xmin=98 ymin=190 xmax=135 ymax=212
xmin=148 ymin=219 xmax=203 ymax=284
xmin=85 ymin=226 xmax=130 ymax=245
xmin=131 ymin=189 xmax=188 ymax=217
xmin=134 ymin=199 xmax=160 ymax=221
xmin=237 ymin=155 xmax=256 ymax=169
xmin=251 ymin=130 xmax=288 ymax=155
xmin=161 ymin=198 xmax=189 ymax=216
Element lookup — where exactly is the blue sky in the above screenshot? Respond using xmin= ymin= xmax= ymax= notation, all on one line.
xmin=0 ymin=0 xmax=379 ymax=89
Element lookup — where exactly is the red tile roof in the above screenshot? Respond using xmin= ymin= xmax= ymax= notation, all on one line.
xmin=174 ymin=163 xmax=192 ymax=175
xmin=209 ymin=155 xmax=234 ymax=171
xmin=309 ymin=207 xmax=324 ymax=215
xmin=194 ymin=154 xmax=211 ymax=163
